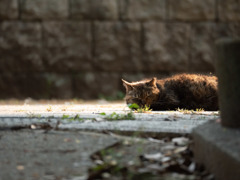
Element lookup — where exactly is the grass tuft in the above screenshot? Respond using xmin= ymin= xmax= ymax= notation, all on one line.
xmin=128 ymin=103 xmax=152 ymax=113
xmin=105 ymin=112 xmax=135 ymax=121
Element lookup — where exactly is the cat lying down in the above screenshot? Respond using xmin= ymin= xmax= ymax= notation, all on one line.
xmin=122 ymin=73 xmax=218 ymax=111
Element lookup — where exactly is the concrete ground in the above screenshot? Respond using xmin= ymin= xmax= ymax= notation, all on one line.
xmin=0 ymin=101 xmax=219 ymax=135
xmin=0 ymin=130 xmax=118 ymax=180
xmin=0 ymin=100 xmax=219 ymax=180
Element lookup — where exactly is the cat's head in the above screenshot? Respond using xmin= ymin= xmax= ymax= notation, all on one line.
xmin=122 ymin=78 xmax=160 ymax=108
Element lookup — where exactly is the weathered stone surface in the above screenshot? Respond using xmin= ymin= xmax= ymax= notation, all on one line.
xmin=21 ymin=0 xmax=68 ymax=20
xmin=0 ymin=73 xmax=72 ymax=99
xmin=69 ymin=0 xmax=88 ymax=19
xmin=189 ymin=23 xmax=216 ymax=72
xmin=193 ymin=121 xmax=240 ymax=180
xmin=0 ymin=104 xmax=219 ymax=135
xmin=0 ymin=130 xmax=118 ymax=179
xmin=70 ymin=0 xmax=118 ymax=20
xmin=0 ymin=0 xmax=18 ymax=19
xmin=218 ymin=0 xmax=240 ymax=22
xmin=58 ymin=111 xmax=215 ymax=136
xmin=44 ymin=74 xmax=73 ymax=99
xmin=93 ymin=22 xmax=142 ymax=72
xmin=143 ymin=22 xmax=190 ymax=72
xmin=73 ymin=72 xmax=121 ymax=99
xmin=169 ymin=0 xmax=215 ymax=21
xmin=216 ymin=23 xmax=240 ymax=39
xmin=0 ymin=73 xmax=50 ymax=99
xmin=69 ymin=0 xmax=89 ymax=19
xmin=216 ymin=39 xmax=240 ymax=128
xmin=90 ymin=0 xmax=118 ymax=20
xmin=120 ymin=0 xmax=166 ymax=21
xmin=189 ymin=23 xmax=240 ymax=72
xmin=43 ymin=22 xmax=92 ymax=72
xmin=0 ymin=22 xmax=43 ymax=73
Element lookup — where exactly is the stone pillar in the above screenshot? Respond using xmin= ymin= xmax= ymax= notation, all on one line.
xmin=216 ymin=38 xmax=240 ymax=128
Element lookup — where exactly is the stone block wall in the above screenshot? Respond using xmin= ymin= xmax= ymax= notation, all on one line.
xmin=0 ymin=0 xmax=240 ymax=99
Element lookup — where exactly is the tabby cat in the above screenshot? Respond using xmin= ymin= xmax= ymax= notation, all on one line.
xmin=122 ymin=74 xmax=218 ymax=111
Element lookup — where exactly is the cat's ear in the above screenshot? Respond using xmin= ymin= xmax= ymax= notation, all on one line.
xmin=147 ymin=77 xmax=157 ymax=87
xmin=122 ymin=79 xmax=134 ymax=91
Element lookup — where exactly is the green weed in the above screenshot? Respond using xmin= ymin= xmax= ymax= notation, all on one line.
xmin=128 ymin=103 xmax=140 ymax=109
xmin=62 ymin=114 xmax=84 ymax=122
xmin=62 ymin=114 xmax=70 ymax=119
xmin=105 ymin=112 xmax=135 ymax=121
xmin=128 ymin=103 xmax=152 ymax=113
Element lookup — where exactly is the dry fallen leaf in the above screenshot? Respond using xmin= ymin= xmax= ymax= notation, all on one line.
xmin=172 ymin=137 xmax=189 ymax=146
xmin=188 ymin=162 xmax=196 ymax=172
xmin=75 ymin=139 xmax=81 ymax=144
xmin=102 ymin=172 xmax=111 ymax=178
xmin=17 ymin=165 xmax=25 ymax=171
xmin=64 ymin=138 xmax=71 ymax=142
xmin=161 ymin=156 xmax=171 ymax=163
xmin=30 ymin=124 xmax=37 ymax=129
xmin=143 ymin=152 xmax=163 ymax=161
xmin=94 ymin=160 xmax=104 ymax=165
xmin=174 ymin=146 xmax=188 ymax=154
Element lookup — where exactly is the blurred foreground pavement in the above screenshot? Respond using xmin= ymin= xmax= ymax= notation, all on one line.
xmin=0 ymin=100 xmax=219 ymax=179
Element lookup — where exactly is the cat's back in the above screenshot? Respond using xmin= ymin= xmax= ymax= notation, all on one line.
xmin=159 ymin=73 xmax=217 ymax=91
xmin=158 ymin=73 xmax=218 ymax=110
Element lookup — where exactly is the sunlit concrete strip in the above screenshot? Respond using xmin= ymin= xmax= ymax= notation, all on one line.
xmin=0 ymin=103 xmax=219 ymax=136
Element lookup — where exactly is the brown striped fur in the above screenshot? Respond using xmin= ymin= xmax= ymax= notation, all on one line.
xmin=122 ymin=73 xmax=218 ymax=111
